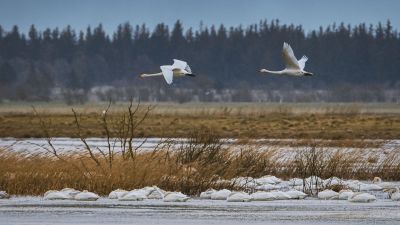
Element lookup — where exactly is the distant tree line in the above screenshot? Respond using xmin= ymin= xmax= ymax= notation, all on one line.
xmin=0 ymin=20 xmax=399 ymax=102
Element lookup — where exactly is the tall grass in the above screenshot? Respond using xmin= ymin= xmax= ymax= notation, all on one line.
xmin=1 ymin=139 xmax=399 ymax=196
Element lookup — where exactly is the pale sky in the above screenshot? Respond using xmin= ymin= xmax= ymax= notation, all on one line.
xmin=0 ymin=0 xmax=399 ymax=35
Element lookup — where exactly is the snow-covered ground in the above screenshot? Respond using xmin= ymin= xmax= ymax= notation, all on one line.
xmin=0 ymin=197 xmax=399 ymax=225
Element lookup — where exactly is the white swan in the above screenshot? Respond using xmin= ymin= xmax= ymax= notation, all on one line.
xmin=0 ymin=191 xmax=10 ymax=199
xmin=74 ymin=190 xmax=99 ymax=201
xmin=348 ymin=192 xmax=376 ymax=203
xmin=285 ymin=190 xmax=307 ymax=199
xmin=250 ymin=191 xmax=275 ymax=201
xmin=373 ymin=177 xmax=397 ymax=189
xmin=255 ymin=184 xmax=279 ymax=191
xmin=260 ymin=42 xmax=313 ymax=76
xmin=108 ymin=189 xmax=128 ymax=199
xmin=200 ymin=188 xmax=217 ymax=199
xmin=211 ymin=189 xmax=232 ymax=200
xmin=119 ymin=189 xmax=147 ymax=201
xmin=270 ymin=190 xmax=291 ymax=200
xmin=226 ymin=192 xmax=252 ymax=202
xmin=391 ymin=188 xmax=400 ymax=201
xmin=318 ymin=189 xmax=339 ymax=200
xmin=44 ymin=190 xmax=72 ymax=200
xmin=147 ymin=186 xmax=166 ymax=199
xmin=140 ymin=59 xmax=195 ymax=84
xmin=163 ymin=192 xmax=190 ymax=202
xmin=338 ymin=190 xmax=354 ymax=200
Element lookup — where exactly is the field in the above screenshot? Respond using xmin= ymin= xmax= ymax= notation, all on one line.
xmin=0 ymin=102 xmax=399 ymax=139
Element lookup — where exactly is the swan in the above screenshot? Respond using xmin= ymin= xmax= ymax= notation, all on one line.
xmin=260 ymin=42 xmax=313 ymax=76
xmin=60 ymin=188 xmax=81 ymax=198
xmin=226 ymin=192 xmax=252 ymax=202
xmin=108 ymin=189 xmax=128 ymax=199
xmin=147 ymin=186 xmax=166 ymax=199
xmin=270 ymin=190 xmax=291 ymax=200
xmin=44 ymin=190 xmax=72 ymax=200
xmin=255 ymin=184 xmax=279 ymax=191
xmin=373 ymin=177 xmax=397 ymax=189
xmin=250 ymin=191 xmax=276 ymax=201
xmin=0 ymin=191 xmax=10 ymax=199
xmin=285 ymin=190 xmax=307 ymax=199
xmin=163 ymin=192 xmax=190 ymax=202
xmin=140 ymin=59 xmax=195 ymax=84
xmin=348 ymin=192 xmax=376 ymax=203
xmin=74 ymin=190 xmax=99 ymax=201
xmin=391 ymin=188 xmax=400 ymax=201
xmin=118 ymin=189 xmax=147 ymax=201
xmin=338 ymin=190 xmax=354 ymax=200
xmin=200 ymin=188 xmax=217 ymax=199
xmin=318 ymin=189 xmax=339 ymax=200
xmin=255 ymin=175 xmax=282 ymax=185
xmin=211 ymin=189 xmax=232 ymax=200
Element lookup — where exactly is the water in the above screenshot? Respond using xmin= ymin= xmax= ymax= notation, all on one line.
xmin=1 ymin=198 xmax=400 ymax=225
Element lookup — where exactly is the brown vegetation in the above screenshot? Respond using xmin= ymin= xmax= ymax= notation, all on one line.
xmin=0 ymin=102 xmax=399 ymax=139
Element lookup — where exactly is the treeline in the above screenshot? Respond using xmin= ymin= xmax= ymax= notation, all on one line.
xmin=0 ymin=20 xmax=399 ymax=102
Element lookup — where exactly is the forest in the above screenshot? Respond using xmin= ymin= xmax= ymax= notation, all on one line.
xmin=0 ymin=20 xmax=399 ymax=103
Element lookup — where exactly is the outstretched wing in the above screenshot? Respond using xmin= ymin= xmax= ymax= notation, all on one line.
xmin=172 ymin=59 xmax=187 ymax=70
xmin=297 ymin=55 xmax=308 ymax=71
xmin=282 ymin=42 xmax=300 ymax=69
xmin=172 ymin=59 xmax=192 ymax=73
xmin=160 ymin=65 xmax=173 ymax=84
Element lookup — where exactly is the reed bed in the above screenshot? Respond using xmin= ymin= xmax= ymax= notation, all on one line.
xmin=1 ymin=137 xmax=399 ymax=196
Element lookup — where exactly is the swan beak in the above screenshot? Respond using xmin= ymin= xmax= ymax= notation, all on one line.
xmin=186 ymin=74 xmax=196 ymax=77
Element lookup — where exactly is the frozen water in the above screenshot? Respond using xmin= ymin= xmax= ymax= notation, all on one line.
xmin=0 ymin=197 xmax=399 ymax=225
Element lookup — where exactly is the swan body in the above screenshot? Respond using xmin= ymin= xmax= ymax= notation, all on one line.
xmin=140 ymin=59 xmax=195 ymax=84
xmin=200 ymin=188 xmax=217 ymax=199
xmin=338 ymin=190 xmax=354 ymax=200
xmin=285 ymin=190 xmax=307 ymax=199
xmin=0 ymin=191 xmax=10 ymax=199
xmin=250 ymin=191 xmax=276 ymax=201
xmin=391 ymin=188 xmax=400 ymax=201
xmin=74 ymin=190 xmax=99 ymax=201
xmin=260 ymin=42 xmax=313 ymax=77
xmin=119 ymin=189 xmax=147 ymax=201
xmin=255 ymin=175 xmax=282 ymax=185
xmin=255 ymin=184 xmax=279 ymax=191
xmin=348 ymin=192 xmax=376 ymax=203
xmin=147 ymin=186 xmax=166 ymax=199
xmin=270 ymin=190 xmax=291 ymax=200
xmin=163 ymin=192 xmax=190 ymax=202
xmin=211 ymin=189 xmax=232 ymax=200
xmin=44 ymin=190 xmax=72 ymax=200
xmin=108 ymin=189 xmax=128 ymax=199
xmin=318 ymin=189 xmax=339 ymax=200
xmin=226 ymin=192 xmax=252 ymax=202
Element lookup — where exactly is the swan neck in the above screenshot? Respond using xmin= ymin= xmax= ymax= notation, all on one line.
xmin=141 ymin=72 xmax=163 ymax=77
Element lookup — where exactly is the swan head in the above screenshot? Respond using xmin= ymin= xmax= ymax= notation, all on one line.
xmin=303 ymin=71 xmax=313 ymax=76
xmin=259 ymin=69 xmax=268 ymax=73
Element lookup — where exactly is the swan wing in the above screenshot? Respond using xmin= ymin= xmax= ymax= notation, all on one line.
xmin=172 ymin=59 xmax=188 ymax=70
xmin=185 ymin=64 xmax=192 ymax=74
xmin=160 ymin=65 xmax=173 ymax=84
xmin=297 ymin=55 xmax=308 ymax=70
xmin=282 ymin=42 xmax=300 ymax=69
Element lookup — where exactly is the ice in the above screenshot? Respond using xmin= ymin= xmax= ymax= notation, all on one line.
xmin=0 ymin=197 xmax=399 ymax=225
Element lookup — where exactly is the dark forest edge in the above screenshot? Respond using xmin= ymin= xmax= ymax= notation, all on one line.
xmin=0 ymin=19 xmax=399 ymax=103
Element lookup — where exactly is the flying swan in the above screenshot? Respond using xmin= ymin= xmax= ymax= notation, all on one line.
xmin=260 ymin=42 xmax=313 ymax=76
xmin=140 ymin=59 xmax=195 ymax=84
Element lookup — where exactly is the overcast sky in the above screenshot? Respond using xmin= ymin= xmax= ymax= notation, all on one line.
xmin=0 ymin=0 xmax=399 ymax=35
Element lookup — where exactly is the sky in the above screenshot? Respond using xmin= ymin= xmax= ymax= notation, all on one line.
xmin=0 ymin=0 xmax=399 ymax=35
